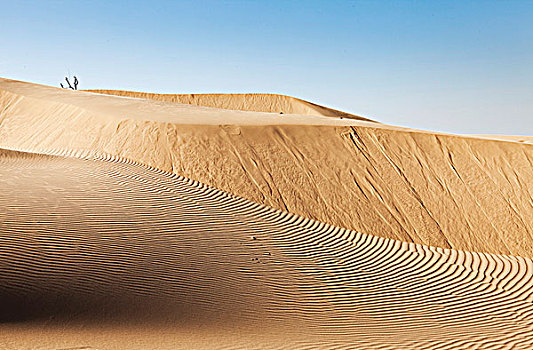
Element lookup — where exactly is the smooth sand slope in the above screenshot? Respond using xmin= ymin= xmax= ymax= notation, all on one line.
xmin=85 ymin=89 xmax=374 ymax=121
xmin=1 ymin=78 xmax=532 ymax=256
xmin=2 ymin=149 xmax=533 ymax=349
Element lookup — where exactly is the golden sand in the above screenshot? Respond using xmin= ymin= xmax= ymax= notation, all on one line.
xmin=0 ymin=78 xmax=532 ymax=349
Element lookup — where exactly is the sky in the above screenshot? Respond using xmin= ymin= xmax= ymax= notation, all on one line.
xmin=1 ymin=0 xmax=532 ymax=135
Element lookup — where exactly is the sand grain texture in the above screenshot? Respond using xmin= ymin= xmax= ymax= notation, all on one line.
xmin=85 ymin=89 xmax=373 ymax=121
xmin=2 ymin=149 xmax=533 ymax=349
xmin=1 ymin=78 xmax=532 ymax=255
xmin=0 ymin=78 xmax=533 ymax=349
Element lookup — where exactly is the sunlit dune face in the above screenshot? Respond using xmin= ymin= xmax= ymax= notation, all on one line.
xmin=0 ymin=79 xmax=532 ymax=349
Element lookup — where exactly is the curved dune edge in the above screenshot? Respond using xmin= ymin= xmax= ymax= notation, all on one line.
xmin=0 ymin=78 xmax=532 ymax=257
xmin=473 ymin=135 xmax=533 ymax=145
xmin=2 ymin=148 xmax=533 ymax=349
xmin=85 ymin=89 xmax=374 ymax=121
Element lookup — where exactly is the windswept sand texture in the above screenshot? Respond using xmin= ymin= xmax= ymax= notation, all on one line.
xmin=2 ymin=149 xmax=533 ymax=349
xmin=0 ymin=78 xmax=533 ymax=348
xmin=85 ymin=90 xmax=373 ymax=121
xmin=1 ymin=78 xmax=532 ymax=255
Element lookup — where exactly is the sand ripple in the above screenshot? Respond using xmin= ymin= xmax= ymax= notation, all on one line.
xmin=1 ymin=149 xmax=533 ymax=349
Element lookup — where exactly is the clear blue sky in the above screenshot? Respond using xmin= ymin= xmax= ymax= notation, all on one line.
xmin=1 ymin=1 xmax=532 ymax=135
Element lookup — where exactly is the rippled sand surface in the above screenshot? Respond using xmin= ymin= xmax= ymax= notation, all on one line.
xmin=1 ymin=78 xmax=532 ymax=349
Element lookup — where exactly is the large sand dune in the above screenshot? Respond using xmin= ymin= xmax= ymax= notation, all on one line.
xmin=1 ymin=77 xmax=533 ymax=348
xmin=2 ymin=149 xmax=533 ymax=349
xmin=1 ymin=78 xmax=532 ymax=255
xmin=85 ymin=89 xmax=374 ymax=121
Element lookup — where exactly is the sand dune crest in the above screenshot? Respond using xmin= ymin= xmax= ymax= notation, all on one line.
xmin=1 ymin=149 xmax=533 ymax=349
xmin=85 ymin=90 xmax=373 ymax=121
xmin=0 ymin=78 xmax=532 ymax=256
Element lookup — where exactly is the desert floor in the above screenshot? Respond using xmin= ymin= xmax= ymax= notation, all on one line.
xmin=1 ymin=78 xmax=532 ymax=349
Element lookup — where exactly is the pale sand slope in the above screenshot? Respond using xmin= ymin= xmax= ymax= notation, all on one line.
xmin=85 ymin=89 xmax=374 ymax=121
xmin=474 ymin=135 xmax=533 ymax=145
xmin=1 ymin=78 xmax=532 ymax=256
xmin=2 ymin=149 xmax=533 ymax=349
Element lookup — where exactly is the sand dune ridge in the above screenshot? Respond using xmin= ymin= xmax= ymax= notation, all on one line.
xmin=1 ymin=148 xmax=533 ymax=349
xmin=1 ymin=78 xmax=532 ymax=256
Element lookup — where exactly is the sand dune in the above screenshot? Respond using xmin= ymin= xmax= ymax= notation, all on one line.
xmin=1 ymin=78 xmax=533 ymax=349
xmin=474 ymin=135 xmax=533 ymax=145
xmin=85 ymin=90 xmax=374 ymax=121
xmin=2 ymin=148 xmax=533 ymax=349
xmin=1 ymin=78 xmax=532 ymax=256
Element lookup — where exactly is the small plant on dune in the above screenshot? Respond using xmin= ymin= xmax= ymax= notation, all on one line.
xmin=60 ymin=76 xmax=79 ymax=90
